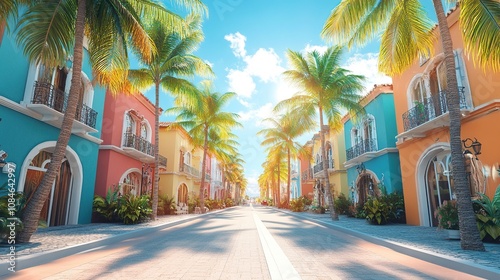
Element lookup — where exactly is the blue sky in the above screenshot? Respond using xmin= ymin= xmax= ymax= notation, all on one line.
xmin=153 ymin=1 xmax=442 ymax=197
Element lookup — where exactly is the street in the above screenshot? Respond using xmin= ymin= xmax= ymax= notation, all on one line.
xmin=5 ymin=205 xmax=484 ymax=279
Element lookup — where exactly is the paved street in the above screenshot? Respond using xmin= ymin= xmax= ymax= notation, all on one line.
xmin=2 ymin=205 xmax=499 ymax=279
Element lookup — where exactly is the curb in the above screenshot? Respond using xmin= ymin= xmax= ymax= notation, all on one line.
xmin=281 ymin=210 xmax=500 ymax=279
xmin=0 ymin=210 xmax=225 ymax=276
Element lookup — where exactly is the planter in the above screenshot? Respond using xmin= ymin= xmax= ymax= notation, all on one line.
xmin=447 ymin=229 xmax=460 ymax=240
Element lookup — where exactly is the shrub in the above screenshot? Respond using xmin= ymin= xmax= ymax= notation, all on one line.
xmin=188 ymin=191 xmax=199 ymax=213
xmin=0 ymin=183 xmax=25 ymax=243
xmin=117 ymin=195 xmax=152 ymax=224
xmin=434 ymin=200 xmax=459 ymax=230
xmin=224 ymin=198 xmax=234 ymax=207
xmin=334 ymin=193 xmax=352 ymax=215
xmin=364 ymin=197 xmax=391 ymax=225
xmin=93 ymin=186 xmax=120 ymax=222
xmin=473 ymin=185 xmax=500 ymax=243
xmin=382 ymin=192 xmax=406 ymax=223
xmin=290 ymin=198 xmax=304 ymax=212
xmin=158 ymin=194 xmax=176 ymax=215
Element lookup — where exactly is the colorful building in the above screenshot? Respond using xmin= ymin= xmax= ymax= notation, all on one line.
xmin=95 ymin=92 xmax=166 ymax=198
xmin=0 ymin=22 xmax=105 ymax=225
xmin=158 ymin=122 xmax=203 ymax=206
xmin=343 ymin=85 xmax=402 ymax=205
xmin=392 ymin=7 xmax=500 ymax=226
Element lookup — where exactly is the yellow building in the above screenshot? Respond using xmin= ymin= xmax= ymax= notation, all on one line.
xmin=307 ymin=126 xmax=348 ymax=205
xmin=158 ymin=122 xmax=203 ymax=206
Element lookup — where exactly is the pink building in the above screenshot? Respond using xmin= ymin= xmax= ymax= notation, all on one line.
xmin=95 ymin=92 xmax=166 ymax=197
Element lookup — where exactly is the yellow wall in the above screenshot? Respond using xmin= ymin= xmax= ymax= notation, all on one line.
xmin=158 ymin=124 xmax=202 ymax=202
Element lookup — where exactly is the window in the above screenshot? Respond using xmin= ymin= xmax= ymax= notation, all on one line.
xmin=184 ymin=152 xmax=191 ymax=166
xmin=120 ymin=171 xmax=141 ymax=196
xmin=351 ymin=127 xmax=361 ymax=147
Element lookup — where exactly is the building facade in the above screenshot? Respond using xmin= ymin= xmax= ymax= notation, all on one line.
xmin=343 ymin=85 xmax=402 ymax=206
xmin=392 ymin=7 xmax=500 ymax=226
xmin=0 ymin=23 xmax=105 ymax=226
xmin=95 ymin=92 xmax=166 ymax=198
xmin=158 ymin=122 xmax=202 ymax=206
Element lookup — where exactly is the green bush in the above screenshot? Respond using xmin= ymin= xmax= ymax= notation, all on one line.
xmin=0 ymin=183 xmax=25 ymax=243
xmin=188 ymin=192 xmax=199 ymax=213
xmin=382 ymin=192 xmax=406 ymax=223
xmin=93 ymin=187 xmax=119 ymax=222
xmin=473 ymin=185 xmax=500 ymax=243
xmin=334 ymin=193 xmax=352 ymax=215
xmin=158 ymin=194 xmax=176 ymax=215
xmin=290 ymin=198 xmax=304 ymax=212
xmin=224 ymin=198 xmax=234 ymax=207
xmin=118 ymin=195 xmax=152 ymax=224
xmin=364 ymin=197 xmax=391 ymax=225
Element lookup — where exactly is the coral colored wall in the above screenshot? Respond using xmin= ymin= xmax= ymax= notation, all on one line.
xmin=392 ymin=7 xmax=500 ymax=226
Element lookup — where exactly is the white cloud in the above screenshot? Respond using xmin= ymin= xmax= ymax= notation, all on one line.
xmin=303 ymin=44 xmax=328 ymax=55
xmin=244 ymin=48 xmax=284 ymax=83
xmin=343 ymin=53 xmax=392 ymax=93
xmin=224 ymin=32 xmax=247 ymax=58
xmin=237 ymin=103 xmax=274 ymax=123
xmin=227 ymin=69 xmax=256 ymax=99
xmin=224 ymin=33 xmax=285 ymax=101
xmin=274 ymin=76 xmax=300 ymax=103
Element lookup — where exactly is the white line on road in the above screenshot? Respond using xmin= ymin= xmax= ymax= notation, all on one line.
xmin=253 ymin=209 xmax=301 ymax=280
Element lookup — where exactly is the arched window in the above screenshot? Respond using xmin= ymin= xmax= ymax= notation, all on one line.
xmin=120 ymin=171 xmax=141 ymax=196
xmin=184 ymin=152 xmax=192 ymax=166
xmin=141 ymin=123 xmax=148 ymax=139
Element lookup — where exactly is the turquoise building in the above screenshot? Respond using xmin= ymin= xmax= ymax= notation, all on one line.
xmin=343 ymin=85 xmax=402 ymax=204
xmin=0 ymin=22 xmax=105 ymax=226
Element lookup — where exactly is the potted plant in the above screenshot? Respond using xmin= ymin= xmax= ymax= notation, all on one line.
xmin=435 ymin=200 xmax=460 ymax=239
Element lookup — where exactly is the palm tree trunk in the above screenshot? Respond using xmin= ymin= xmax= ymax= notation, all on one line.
xmin=199 ymin=125 xmax=209 ymax=212
xmin=18 ymin=0 xmax=87 ymax=242
xmin=319 ymin=107 xmax=338 ymax=220
xmin=432 ymin=0 xmax=484 ymax=251
xmin=277 ymin=164 xmax=281 ymax=207
xmin=151 ymin=82 xmax=160 ymax=219
xmin=287 ymin=147 xmax=291 ymax=206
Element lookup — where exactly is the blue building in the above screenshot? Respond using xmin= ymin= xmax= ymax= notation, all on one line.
xmin=343 ymin=85 xmax=402 ymax=204
xmin=0 ymin=22 xmax=105 ymax=226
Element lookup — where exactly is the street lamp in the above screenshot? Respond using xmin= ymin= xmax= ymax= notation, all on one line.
xmin=462 ymin=137 xmax=482 ymax=156
xmin=356 ymin=163 xmax=366 ymax=175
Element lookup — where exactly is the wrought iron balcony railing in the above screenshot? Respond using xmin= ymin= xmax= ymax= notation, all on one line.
xmin=159 ymin=155 xmax=167 ymax=167
xmin=123 ymin=132 xmax=155 ymax=156
xmin=180 ymin=163 xmax=200 ymax=178
xmin=346 ymin=138 xmax=377 ymax=161
xmin=402 ymin=87 xmax=468 ymax=132
xmin=313 ymin=158 xmax=334 ymax=175
xmin=31 ymin=81 xmax=98 ymax=128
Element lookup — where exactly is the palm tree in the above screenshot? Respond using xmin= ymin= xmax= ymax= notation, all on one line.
xmin=7 ymin=0 xmax=205 ymax=242
xmin=128 ymin=14 xmax=212 ymax=219
xmin=258 ymin=111 xmax=314 ymax=206
xmin=166 ymin=81 xmax=241 ymax=211
xmin=321 ymin=0 xmax=499 ymax=251
xmin=262 ymin=148 xmax=288 ymax=206
xmin=275 ymin=46 xmax=365 ymax=219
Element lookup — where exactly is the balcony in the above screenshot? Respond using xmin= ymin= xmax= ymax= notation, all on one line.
xmin=122 ymin=132 xmax=155 ymax=161
xmin=313 ymin=158 xmax=334 ymax=178
xmin=159 ymin=155 xmax=167 ymax=167
xmin=346 ymin=138 xmax=377 ymax=161
xmin=401 ymin=88 xmax=470 ymax=138
xmin=301 ymin=168 xmax=313 ymax=182
xmin=27 ymin=81 xmax=98 ymax=134
xmin=180 ymin=163 xmax=200 ymax=179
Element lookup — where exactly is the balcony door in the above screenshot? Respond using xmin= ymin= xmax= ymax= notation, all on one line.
xmin=424 ymin=152 xmax=454 ymax=227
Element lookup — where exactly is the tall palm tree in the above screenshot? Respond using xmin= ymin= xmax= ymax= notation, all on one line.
xmin=166 ymin=81 xmax=241 ymax=211
xmin=262 ymin=148 xmax=287 ymax=206
xmin=275 ymin=46 xmax=365 ymax=219
xmin=128 ymin=14 xmax=212 ymax=219
xmin=7 ymin=0 xmax=205 ymax=242
xmin=258 ymin=111 xmax=314 ymax=206
xmin=221 ymin=153 xmax=245 ymax=200
xmin=321 ymin=0 xmax=499 ymax=251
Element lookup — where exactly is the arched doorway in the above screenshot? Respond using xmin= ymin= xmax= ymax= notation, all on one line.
xmin=424 ymin=151 xmax=454 ymax=227
xmin=23 ymin=152 xmax=73 ymax=226
xmin=120 ymin=170 xmax=141 ymax=196
xmin=356 ymin=173 xmax=376 ymax=204
xmin=177 ymin=184 xmax=188 ymax=205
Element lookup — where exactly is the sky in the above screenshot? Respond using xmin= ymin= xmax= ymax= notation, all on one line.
xmin=151 ymin=0 xmax=401 ymax=198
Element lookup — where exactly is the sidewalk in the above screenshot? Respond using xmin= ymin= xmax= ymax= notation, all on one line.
xmin=1 ymin=206 xmax=500 ymax=275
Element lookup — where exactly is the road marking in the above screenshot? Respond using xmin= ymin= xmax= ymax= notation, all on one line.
xmin=253 ymin=211 xmax=301 ymax=280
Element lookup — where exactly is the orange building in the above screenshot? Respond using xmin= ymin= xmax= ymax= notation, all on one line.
xmin=392 ymin=7 xmax=500 ymax=226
